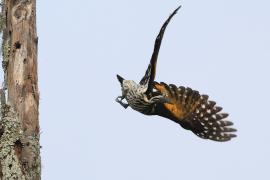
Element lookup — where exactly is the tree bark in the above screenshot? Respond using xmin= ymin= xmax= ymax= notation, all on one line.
xmin=0 ymin=0 xmax=41 ymax=179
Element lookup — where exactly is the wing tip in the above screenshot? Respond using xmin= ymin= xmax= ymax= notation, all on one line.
xmin=175 ymin=5 xmax=182 ymax=13
xmin=170 ymin=5 xmax=182 ymax=19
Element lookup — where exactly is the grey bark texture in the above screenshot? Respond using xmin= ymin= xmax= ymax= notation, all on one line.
xmin=0 ymin=0 xmax=41 ymax=179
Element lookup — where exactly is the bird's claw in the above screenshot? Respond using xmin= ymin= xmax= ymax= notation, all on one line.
xmin=115 ymin=96 xmax=129 ymax=109
xmin=115 ymin=96 xmax=123 ymax=103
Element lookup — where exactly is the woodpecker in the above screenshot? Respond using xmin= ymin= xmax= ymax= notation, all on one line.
xmin=116 ymin=6 xmax=237 ymax=142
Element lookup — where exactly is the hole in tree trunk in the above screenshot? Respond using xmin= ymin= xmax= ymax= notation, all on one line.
xmin=15 ymin=140 xmax=23 ymax=148
xmin=0 ymin=128 xmax=3 ymax=137
xmin=14 ymin=41 xmax=21 ymax=49
xmin=14 ymin=140 xmax=23 ymax=157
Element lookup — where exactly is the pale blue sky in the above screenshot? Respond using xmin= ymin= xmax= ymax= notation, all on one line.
xmin=36 ymin=0 xmax=270 ymax=179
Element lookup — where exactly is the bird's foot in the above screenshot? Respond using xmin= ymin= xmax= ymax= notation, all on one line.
xmin=115 ymin=96 xmax=129 ymax=109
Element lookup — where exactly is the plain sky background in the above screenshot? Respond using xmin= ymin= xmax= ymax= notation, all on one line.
xmin=29 ymin=0 xmax=270 ymax=179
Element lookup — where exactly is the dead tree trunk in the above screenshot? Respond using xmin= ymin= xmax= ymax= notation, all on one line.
xmin=0 ymin=0 xmax=41 ymax=179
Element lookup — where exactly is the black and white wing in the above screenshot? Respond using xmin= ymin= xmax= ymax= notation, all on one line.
xmin=140 ymin=6 xmax=181 ymax=94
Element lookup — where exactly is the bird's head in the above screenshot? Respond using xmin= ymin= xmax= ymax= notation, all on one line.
xmin=116 ymin=74 xmax=138 ymax=97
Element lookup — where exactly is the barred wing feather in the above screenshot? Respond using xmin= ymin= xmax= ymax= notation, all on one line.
xmin=153 ymin=82 xmax=237 ymax=142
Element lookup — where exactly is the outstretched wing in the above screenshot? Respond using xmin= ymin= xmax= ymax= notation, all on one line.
xmin=140 ymin=6 xmax=181 ymax=94
xmin=153 ymin=82 xmax=237 ymax=142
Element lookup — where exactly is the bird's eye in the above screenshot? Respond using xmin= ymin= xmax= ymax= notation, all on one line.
xmin=122 ymin=84 xmax=129 ymax=92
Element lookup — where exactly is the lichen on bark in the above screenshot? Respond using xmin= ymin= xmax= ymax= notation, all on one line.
xmin=0 ymin=102 xmax=25 ymax=180
xmin=0 ymin=100 xmax=41 ymax=179
xmin=0 ymin=0 xmax=41 ymax=179
xmin=2 ymin=37 xmax=10 ymax=71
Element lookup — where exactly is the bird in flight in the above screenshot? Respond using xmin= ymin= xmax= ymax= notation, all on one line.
xmin=116 ymin=6 xmax=236 ymax=142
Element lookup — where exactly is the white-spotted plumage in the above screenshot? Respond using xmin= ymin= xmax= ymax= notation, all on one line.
xmin=116 ymin=6 xmax=237 ymax=142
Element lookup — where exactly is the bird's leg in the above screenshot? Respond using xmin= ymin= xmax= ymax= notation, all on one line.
xmin=115 ymin=96 xmax=129 ymax=109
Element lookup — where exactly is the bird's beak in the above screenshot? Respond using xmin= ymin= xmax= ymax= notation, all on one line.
xmin=116 ymin=74 xmax=124 ymax=85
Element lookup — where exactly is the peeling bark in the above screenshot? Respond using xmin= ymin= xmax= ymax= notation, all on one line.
xmin=0 ymin=0 xmax=41 ymax=179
